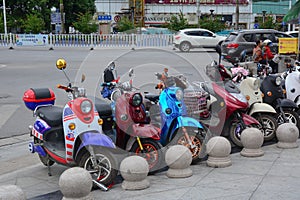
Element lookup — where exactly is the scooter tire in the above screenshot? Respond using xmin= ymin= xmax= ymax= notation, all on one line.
xmin=130 ymin=139 xmax=164 ymax=174
xmin=278 ymin=109 xmax=300 ymax=132
xmin=253 ymin=113 xmax=278 ymax=141
xmin=38 ymin=154 xmax=55 ymax=167
xmin=78 ymin=148 xmax=118 ymax=188
xmin=169 ymin=128 xmax=206 ymax=164
xmin=229 ymin=123 xmax=260 ymax=147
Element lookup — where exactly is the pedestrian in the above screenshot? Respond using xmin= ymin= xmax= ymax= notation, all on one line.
xmin=262 ymin=39 xmax=279 ymax=74
xmin=252 ymin=40 xmax=265 ymax=64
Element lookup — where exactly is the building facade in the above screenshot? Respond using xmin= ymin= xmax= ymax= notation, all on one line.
xmin=95 ymin=0 xmax=296 ymax=33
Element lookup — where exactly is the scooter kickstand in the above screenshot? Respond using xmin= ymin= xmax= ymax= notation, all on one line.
xmin=92 ymin=180 xmax=108 ymax=191
xmin=47 ymin=161 xmax=52 ymax=176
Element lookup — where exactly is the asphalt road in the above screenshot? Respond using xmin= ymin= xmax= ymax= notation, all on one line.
xmin=0 ymin=46 xmax=219 ymax=140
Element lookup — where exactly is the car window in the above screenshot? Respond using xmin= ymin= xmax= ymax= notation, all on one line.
xmin=243 ymin=34 xmax=252 ymax=42
xmin=261 ymin=33 xmax=274 ymax=42
xmin=201 ymin=31 xmax=213 ymax=37
xmin=185 ymin=31 xmax=201 ymax=36
xmin=290 ymin=33 xmax=298 ymax=37
xmin=225 ymin=33 xmax=237 ymax=42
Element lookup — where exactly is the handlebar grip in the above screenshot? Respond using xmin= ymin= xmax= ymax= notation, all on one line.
xmin=57 ymin=84 xmax=72 ymax=92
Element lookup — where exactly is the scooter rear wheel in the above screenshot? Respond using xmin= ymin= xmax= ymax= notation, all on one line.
xmin=130 ymin=139 xmax=164 ymax=173
xmin=78 ymin=148 xmax=118 ymax=188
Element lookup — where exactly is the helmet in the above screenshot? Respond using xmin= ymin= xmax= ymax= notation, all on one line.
xmin=263 ymin=39 xmax=272 ymax=46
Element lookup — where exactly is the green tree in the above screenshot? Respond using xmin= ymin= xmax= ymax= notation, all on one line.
xmin=258 ymin=15 xmax=279 ymax=30
xmin=0 ymin=13 xmax=3 ymax=33
xmin=0 ymin=0 xmax=96 ymax=33
xmin=199 ymin=16 xmax=226 ymax=33
xmin=72 ymin=12 xmax=97 ymax=33
xmin=116 ymin=16 xmax=134 ymax=32
xmin=168 ymin=10 xmax=189 ymax=31
xmin=22 ymin=12 xmax=45 ymax=33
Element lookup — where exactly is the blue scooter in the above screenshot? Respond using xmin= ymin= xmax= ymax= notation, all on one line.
xmin=146 ymin=71 xmax=208 ymax=163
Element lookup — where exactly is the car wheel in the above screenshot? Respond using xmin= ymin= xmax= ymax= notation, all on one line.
xmin=179 ymin=42 xmax=191 ymax=52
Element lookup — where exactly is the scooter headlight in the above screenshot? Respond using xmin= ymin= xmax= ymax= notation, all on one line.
xmin=275 ymin=76 xmax=282 ymax=86
xmin=175 ymin=89 xmax=183 ymax=101
xmin=80 ymin=100 xmax=92 ymax=114
xmin=130 ymin=93 xmax=143 ymax=107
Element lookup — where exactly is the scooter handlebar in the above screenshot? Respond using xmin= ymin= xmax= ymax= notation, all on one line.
xmin=57 ymin=84 xmax=73 ymax=92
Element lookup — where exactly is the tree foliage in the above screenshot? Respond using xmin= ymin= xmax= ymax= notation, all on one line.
xmin=116 ymin=16 xmax=135 ymax=32
xmin=167 ymin=10 xmax=189 ymax=31
xmin=199 ymin=16 xmax=226 ymax=33
xmin=257 ymin=15 xmax=279 ymax=30
xmin=0 ymin=0 xmax=96 ymax=33
xmin=22 ymin=12 xmax=45 ymax=33
xmin=72 ymin=12 xmax=97 ymax=34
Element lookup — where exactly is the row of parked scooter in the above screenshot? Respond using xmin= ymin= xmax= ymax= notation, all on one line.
xmin=22 ymin=53 xmax=300 ymax=190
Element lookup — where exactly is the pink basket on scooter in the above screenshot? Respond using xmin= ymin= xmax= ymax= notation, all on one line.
xmin=184 ymin=89 xmax=210 ymax=119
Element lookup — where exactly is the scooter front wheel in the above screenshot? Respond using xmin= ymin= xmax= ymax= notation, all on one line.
xmin=130 ymin=139 xmax=164 ymax=174
xmin=277 ymin=110 xmax=300 ymax=132
xmin=229 ymin=123 xmax=260 ymax=147
xmin=253 ymin=113 xmax=278 ymax=141
xmin=78 ymin=148 xmax=118 ymax=188
xmin=170 ymin=128 xmax=205 ymax=164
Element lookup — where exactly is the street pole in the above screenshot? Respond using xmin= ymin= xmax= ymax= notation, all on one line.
xmin=60 ymin=0 xmax=64 ymax=34
xmin=2 ymin=0 xmax=7 ymax=36
xmin=196 ymin=0 xmax=200 ymax=28
xmin=235 ymin=0 xmax=239 ymax=30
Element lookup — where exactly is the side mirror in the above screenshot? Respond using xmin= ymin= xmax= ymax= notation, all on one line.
xmin=129 ymin=68 xmax=134 ymax=77
xmin=56 ymin=58 xmax=67 ymax=70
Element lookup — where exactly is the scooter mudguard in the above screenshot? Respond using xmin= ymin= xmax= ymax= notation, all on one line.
xmin=77 ymin=131 xmax=115 ymax=154
xmin=168 ymin=116 xmax=203 ymax=141
xmin=242 ymin=113 xmax=260 ymax=125
xmin=248 ymin=102 xmax=277 ymax=116
xmin=278 ymin=98 xmax=299 ymax=110
xmin=131 ymin=124 xmax=161 ymax=140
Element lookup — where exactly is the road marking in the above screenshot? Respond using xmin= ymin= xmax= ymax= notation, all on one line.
xmin=0 ymin=104 xmax=20 ymax=128
xmin=0 ymin=64 xmax=7 ymax=69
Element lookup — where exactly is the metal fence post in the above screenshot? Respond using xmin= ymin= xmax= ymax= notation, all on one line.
xmin=90 ymin=33 xmax=94 ymax=50
xmin=49 ymin=33 xmax=54 ymax=50
xmin=8 ymin=33 xmax=13 ymax=49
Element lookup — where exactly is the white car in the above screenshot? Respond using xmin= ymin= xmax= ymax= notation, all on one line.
xmin=173 ymin=28 xmax=226 ymax=52
xmin=285 ymin=31 xmax=298 ymax=38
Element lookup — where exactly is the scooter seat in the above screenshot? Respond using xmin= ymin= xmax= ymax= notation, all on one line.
xmin=145 ymin=94 xmax=160 ymax=103
xmin=95 ymin=98 xmax=112 ymax=116
xmin=36 ymin=106 xmax=63 ymax=127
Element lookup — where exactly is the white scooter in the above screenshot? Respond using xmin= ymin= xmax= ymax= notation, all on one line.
xmin=285 ymin=65 xmax=300 ymax=115
xmin=239 ymin=77 xmax=278 ymax=141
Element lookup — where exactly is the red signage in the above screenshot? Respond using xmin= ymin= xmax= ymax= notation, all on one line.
xmin=145 ymin=0 xmax=248 ymax=4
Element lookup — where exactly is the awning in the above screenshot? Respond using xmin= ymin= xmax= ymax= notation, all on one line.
xmin=283 ymin=1 xmax=300 ymax=24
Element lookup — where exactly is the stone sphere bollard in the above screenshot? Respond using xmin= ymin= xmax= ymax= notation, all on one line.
xmin=276 ymin=123 xmax=299 ymax=149
xmin=240 ymin=128 xmax=264 ymax=157
xmin=206 ymin=136 xmax=232 ymax=168
xmin=165 ymin=145 xmax=193 ymax=178
xmin=0 ymin=185 xmax=26 ymax=200
xmin=59 ymin=167 xmax=93 ymax=200
xmin=120 ymin=155 xmax=150 ymax=190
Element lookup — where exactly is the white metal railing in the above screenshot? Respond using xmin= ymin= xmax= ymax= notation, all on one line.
xmin=0 ymin=33 xmax=174 ymax=48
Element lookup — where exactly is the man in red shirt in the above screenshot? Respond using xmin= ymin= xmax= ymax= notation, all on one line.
xmin=262 ymin=39 xmax=278 ymax=74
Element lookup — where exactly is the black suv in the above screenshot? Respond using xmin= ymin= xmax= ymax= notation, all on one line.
xmin=221 ymin=29 xmax=292 ymax=64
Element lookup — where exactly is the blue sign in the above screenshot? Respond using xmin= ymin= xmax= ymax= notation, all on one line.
xmin=254 ymin=23 xmax=259 ymax=29
xmin=98 ymin=15 xmax=112 ymax=21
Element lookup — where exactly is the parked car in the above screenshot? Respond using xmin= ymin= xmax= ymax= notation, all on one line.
xmin=285 ymin=31 xmax=298 ymax=38
xmin=173 ymin=28 xmax=226 ymax=52
xmin=221 ymin=29 xmax=293 ymax=64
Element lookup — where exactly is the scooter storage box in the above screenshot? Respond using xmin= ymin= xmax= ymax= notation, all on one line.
xmin=23 ymin=88 xmax=56 ymax=111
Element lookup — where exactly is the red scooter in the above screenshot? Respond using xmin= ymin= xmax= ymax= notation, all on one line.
xmin=194 ymin=56 xmax=261 ymax=147
xmin=97 ymin=68 xmax=163 ymax=172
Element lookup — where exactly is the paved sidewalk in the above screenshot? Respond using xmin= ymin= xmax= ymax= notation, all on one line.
xmin=1 ymin=138 xmax=300 ymax=200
